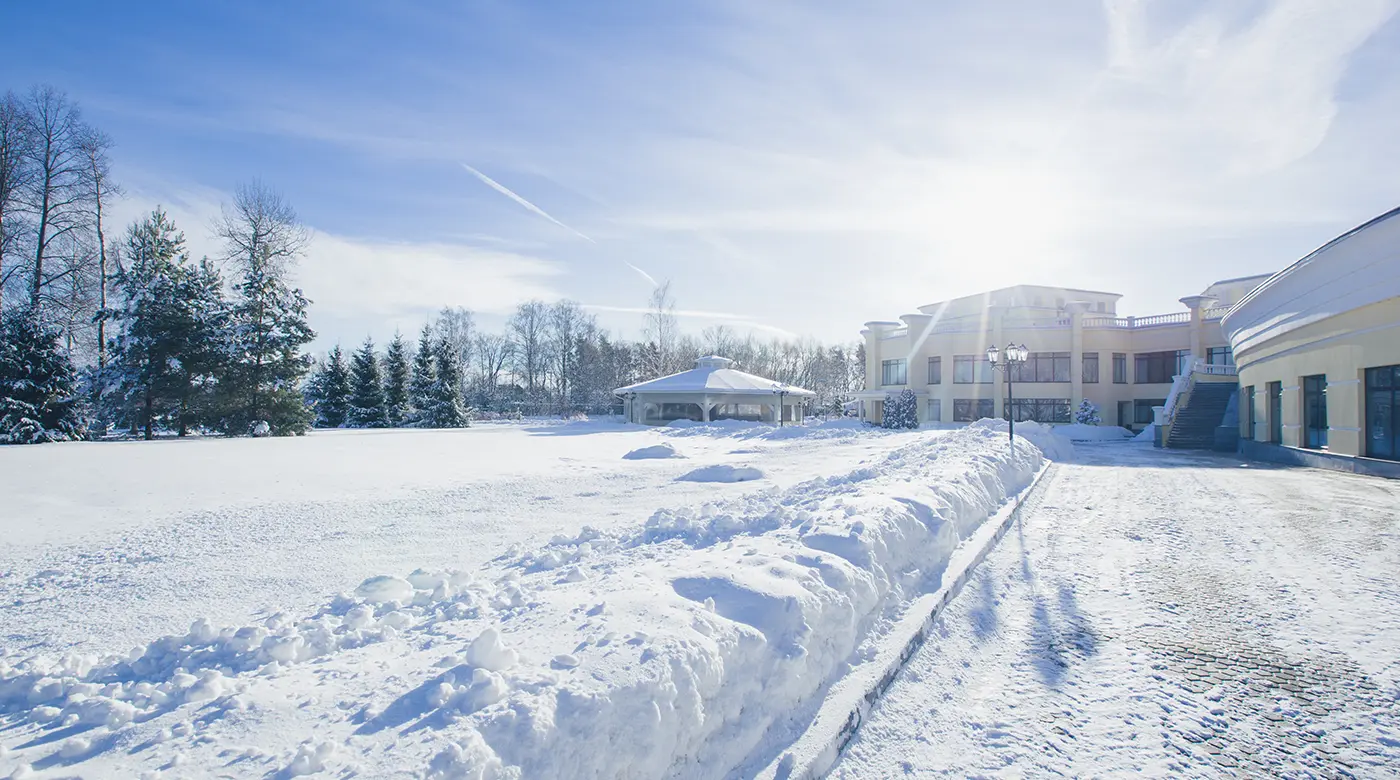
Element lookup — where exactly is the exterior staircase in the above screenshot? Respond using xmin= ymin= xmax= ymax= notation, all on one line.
xmin=1165 ymin=381 xmax=1237 ymax=450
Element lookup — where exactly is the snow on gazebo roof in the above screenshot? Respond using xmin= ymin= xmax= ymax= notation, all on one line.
xmin=614 ymin=355 xmax=816 ymax=398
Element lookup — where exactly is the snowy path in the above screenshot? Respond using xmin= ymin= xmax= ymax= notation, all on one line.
xmin=0 ymin=422 xmax=909 ymax=655
xmin=833 ymin=443 xmax=1400 ymax=777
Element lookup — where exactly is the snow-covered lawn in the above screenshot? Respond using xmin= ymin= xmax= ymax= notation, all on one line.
xmin=832 ymin=444 xmax=1400 ymax=777
xmin=0 ymin=419 xmax=1056 ymax=778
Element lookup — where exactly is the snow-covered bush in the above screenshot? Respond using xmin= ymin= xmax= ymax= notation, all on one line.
xmin=1074 ymin=399 xmax=1101 ymax=426
xmin=881 ymin=388 xmax=919 ymax=430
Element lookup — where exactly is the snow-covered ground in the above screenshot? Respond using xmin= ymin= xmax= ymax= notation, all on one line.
xmin=833 ymin=443 xmax=1400 ymax=777
xmin=0 ymin=418 xmax=1060 ymax=778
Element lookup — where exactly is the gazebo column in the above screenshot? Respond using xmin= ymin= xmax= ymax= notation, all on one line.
xmin=701 ymin=397 xmax=712 ymax=422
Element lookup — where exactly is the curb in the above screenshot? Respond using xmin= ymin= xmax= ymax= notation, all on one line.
xmin=756 ymin=461 xmax=1057 ymax=780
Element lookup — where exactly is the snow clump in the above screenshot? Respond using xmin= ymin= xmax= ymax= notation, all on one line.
xmin=677 ymin=464 xmax=765 ymax=483
xmin=622 ymin=443 xmax=684 ymax=460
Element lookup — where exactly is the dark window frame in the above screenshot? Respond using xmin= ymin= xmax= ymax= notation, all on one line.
xmin=1134 ymin=398 xmax=1165 ymax=425
xmin=1303 ymin=374 xmax=1327 ymax=449
xmin=1082 ymin=352 xmax=1099 ymax=384
xmin=1366 ymin=365 xmax=1399 ymax=461
xmin=953 ymin=355 xmax=993 ymax=384
xmin=1004 ymin=397 xmax=1071 ymax=423
xmin=1112 ymin=353 xmax=1127 ymax=384
xmin=881 ymin=358 xmax=907 ymax=386
xmin=953 ymin=398 xmax=995 ymax=422
xmin=1008 ymin=352 xmax=1071 ymax=383
xmin=927 ymin=356 xmax=942 ymax=385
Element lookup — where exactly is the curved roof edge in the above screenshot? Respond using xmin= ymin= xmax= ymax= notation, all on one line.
xmin=1222 ymin=205 xmax=1400 ymax=358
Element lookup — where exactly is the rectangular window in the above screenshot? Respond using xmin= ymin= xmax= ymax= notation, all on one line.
xmin=927 ymin=356 xmax=942 ymax=385
xmin=953 ymin=355 xmax=993 ymax=384
xmin=1244 ymin=386 xmax=1255 ymax=440
xmin=1268 ymin=381 xmax=1283 ymax=443
xmin=953 ymin=398 xmax=994 ymax=422
xmin=1009 ymin=352 xmax=1071 ymax=383
xmin=1303 ymin=375 xmax=1327 ymax=449
xmin=1004 ymin=398 xmax=1071 ymax=423
xmin=1134 ymin=351 xmax=1180 ymax=384
xmin=1207 ymin=346 xmax=1235 ymax=367
xmin=1366 ymin=365 xmax=1399 ymax=460
xmin=1134 ymin=399 xmax=1165 ymax=425
xmin=881 ymin=359 xmax=907 ymax=386
xmin=1082 ymin=353 xmax=1099 ymax=384
xmin=1117 ymin=400 xmax=1132 ymax=427
xmin=927 ymin=398 xmax=941 ymax=422
xmin=1112 ymin=353 xmax=1127 ymax=384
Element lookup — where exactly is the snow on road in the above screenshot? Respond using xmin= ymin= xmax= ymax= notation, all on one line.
xmin=833 ymin=443 xmax=1400 ymax=778
xmin=1 ymin=418 xmax=1059 ymax=779
xmin=0 ymin=420 xmax=907 ymax=656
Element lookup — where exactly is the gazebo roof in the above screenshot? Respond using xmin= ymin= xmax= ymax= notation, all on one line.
xmin=614 ymin=355 xmax=817 ymax=398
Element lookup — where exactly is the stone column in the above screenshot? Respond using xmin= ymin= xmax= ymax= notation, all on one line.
xmin=1178 ymin=295 xmax=1217 ymax=363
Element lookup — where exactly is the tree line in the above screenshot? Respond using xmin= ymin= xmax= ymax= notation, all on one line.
xmin=303 ymin=285 xmax=866 ymax=428
xmin=1 ymin=83 xmax=866 ymax=444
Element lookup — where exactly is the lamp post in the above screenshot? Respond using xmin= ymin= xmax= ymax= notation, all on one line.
xmin=987 ymin=342 xmax=1029 ymax=448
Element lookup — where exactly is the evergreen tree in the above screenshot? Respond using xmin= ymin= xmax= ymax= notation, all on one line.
xmin=108 ymin=209 xmax=225 ymax=439
xmin=0 ymin=307 xmax=86 ymax=444
xmin=219 ymin=247 xmax=316 ymax=435
xmin=348 ymin=337 xmax=388 ymax=428
xmin=383 ymin=332 xmax=411 ymax=427
xmin=1074 ymin=399 xmax=1101 ymax=426
xmin=425 ymin=337 xmax=469 ymax=428
xmin=881 ymin=388 xmax=919 ymax=430
xmin=310 ymin=345 xmax=352 ymax=428
xmin=408 ymin=324 xmax=437 ymax=426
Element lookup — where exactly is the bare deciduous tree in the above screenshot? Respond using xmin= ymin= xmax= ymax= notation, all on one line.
xmin=213 ymin=178 xmax=310 ymax=276
xmin=20 ymin=86 xmax=95 ymax=314
xmin=508 ymin=299 xmax=549 ymax=397
xmin=79 ymin=128 xmax=119 ymax=369
xmin=432 ymin=306 xmax=475 ymax=393
xmin=0 ymin=90 xmax=34 ymax=311
xmin=643 ymin=280 xmax=679 ymax=374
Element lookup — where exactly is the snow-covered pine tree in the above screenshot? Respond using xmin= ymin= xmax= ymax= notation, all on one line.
xmin=0 ymin=306 xmax=86 ymax=444
xmin=408 ymin=325 xmax=437 ymax=426
xmin=219 ymin=246 xmax=316 ymax=436
xmin=107 ymin=209 xmax=202 ymax=439
xmin=169 ymin=257 xmax=230 ymax=436
xmin=348 ymin=337 xmax=388 ymax=428
xmin=426 ymin=337 xmax=470 ymax=428
xmin=1075 ymin=399 xmax=1101 ymax=426
xmin=881 ymin=388 xmax=919 ymax=430
xmin=311 ymin=345 xmax=352 ymax=428
xmin=383 ymin=332 xmax=411 ymax=427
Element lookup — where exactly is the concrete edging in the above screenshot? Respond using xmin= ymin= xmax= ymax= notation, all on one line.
xmin=756 ymin=461 xmax=1056 ymax=780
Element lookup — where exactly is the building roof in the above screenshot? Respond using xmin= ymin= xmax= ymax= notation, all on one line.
xmin=614 ymin=356 xmax=817 ymax=398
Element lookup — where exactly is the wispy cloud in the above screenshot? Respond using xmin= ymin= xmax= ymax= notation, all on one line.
xmin=460 ymin=162 xmax=594 ymax=243
xmin=583 ymin=304 xmax=796 ymax=338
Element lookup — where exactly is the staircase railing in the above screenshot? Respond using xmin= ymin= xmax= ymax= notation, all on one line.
xmin=1157 ymin=359 xmax=1240 ymax=446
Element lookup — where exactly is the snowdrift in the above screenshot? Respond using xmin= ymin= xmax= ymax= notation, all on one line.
xmin=1053 ymin=423 xmax=1134 ymax=442
xmin=0 ymin=422 xmax=1067 ymax=779
xmin=622 ymin=443 xmax=685 ymax=460
xmin=676 ymin=463 xmax=765 ymax=483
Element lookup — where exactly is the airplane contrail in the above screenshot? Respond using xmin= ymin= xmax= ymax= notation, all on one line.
xmin=623 ymin=261 xmax=658 ymax=288
xmin=460 ymin=163 xmax=594 ymax=243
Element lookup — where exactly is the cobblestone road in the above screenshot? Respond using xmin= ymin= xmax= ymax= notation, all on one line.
xmin=833 ymin=444 xmax=1400 ymax=778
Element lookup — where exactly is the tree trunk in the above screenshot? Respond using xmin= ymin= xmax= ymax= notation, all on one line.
xmin=95 ymin=179 xmax=108 ymax=371
xmin=143 ymin=389 xmax=154 ymax=441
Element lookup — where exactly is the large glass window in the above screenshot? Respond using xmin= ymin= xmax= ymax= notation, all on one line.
xmin=927 ymin=398 xmax=941 ymax=422
xmin=1005 ymin=398 xmax=1071 ymax=423
xmin=1082 ymin=353 xmax=1099 ymax=384
xmin=1303 ymin=375 xmax=1328 ymax=449
xmin=953 ymin=355 xmax=993 ymax=384
xmin=1268 ymin=381 xmax=1282 ymax=443
xmin=1112 ymin=353 xmax=1127 ymax=384
xmin=1134 ymin=351 xmax=1181 ymax=384
xmin=1134 ymin=399 xmax=1165 ymax=425
xmin=1366 ymin=365 xmax=1399 ymax=461
xmin=953 ymin=398 xmax=995 ymax=421
xmin=881 ymin=359 xmax=907 ymax=386
xmin=927 ymin=356 xmax=941 ymax=385
xmin=1207 ymin=346 xmax=1235 ymax=367
xmin=1010 ymin=352 xmax=1071 ymax=383
xmin=1118 ymin=400 xmax=1132 ymax=427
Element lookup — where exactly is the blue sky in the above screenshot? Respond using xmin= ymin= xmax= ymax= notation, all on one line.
xmin=6 ymin=0 xmax=1400 ymax=351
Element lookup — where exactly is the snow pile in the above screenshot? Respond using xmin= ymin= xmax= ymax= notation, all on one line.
xmin=622 ymin=443 xmax=684 ymax=460
xmin=1133 ymin=424 xmax=1156 ymax=442
xmin=0 ymin=424 xmax=1068 ymax=778
xmin=677 ymin=463 xmax=766 ymax=483
xmin=1053 ymin=424 xmax=1134 ymax=442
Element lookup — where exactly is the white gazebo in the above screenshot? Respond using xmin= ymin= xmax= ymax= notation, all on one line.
xmin=615 ymin=356 xmax=816 ymax=426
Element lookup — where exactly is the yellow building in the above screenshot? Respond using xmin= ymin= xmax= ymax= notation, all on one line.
xmin=855 ymin=277 xmax=1268 ymax=430
xmin=1223 ymin=206 xmax=1400 ymax=476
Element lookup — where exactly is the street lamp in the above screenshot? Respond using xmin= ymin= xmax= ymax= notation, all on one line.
xmin=987 ymin=342 xmax=1029 ymax=448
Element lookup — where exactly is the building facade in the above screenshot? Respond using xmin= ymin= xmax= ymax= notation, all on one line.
xmin=1223 ymin=206 xmax=1400 ymax=466
xmin=856 ymin=277 xmax=1268 ymax=430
